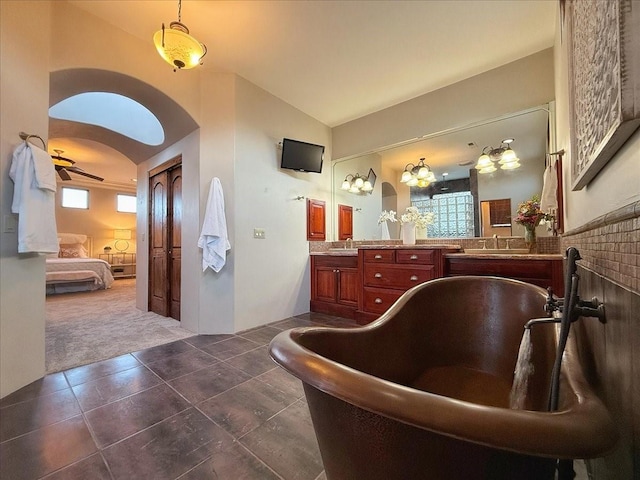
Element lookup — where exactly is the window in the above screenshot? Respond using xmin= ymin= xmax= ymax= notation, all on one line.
xmin=117 ymin=194 xmax=137 ymax=213
xmin=413 ymin=191 xmax=475 ymax=238
xmin=61 ymin=187 xmax=89 ymax=209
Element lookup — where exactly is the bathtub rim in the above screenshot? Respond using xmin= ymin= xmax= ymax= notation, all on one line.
xmin=269 ymin=276 xmax=618 ymax=459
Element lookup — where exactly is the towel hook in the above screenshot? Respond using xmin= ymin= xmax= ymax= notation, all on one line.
xmin=19 ymin=131 xmax=47 ymax=150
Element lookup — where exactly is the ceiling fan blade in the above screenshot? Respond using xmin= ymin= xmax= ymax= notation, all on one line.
xmin=66 ymin=166 xmax=104 ymax=182
xmin=56 ymin=167 xmax=72 ymax=181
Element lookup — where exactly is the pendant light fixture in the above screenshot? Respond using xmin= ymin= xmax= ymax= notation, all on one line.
xmin=154 ymin=0 xmax=207 ymax=71
xmin=400 ymin=158 xmax=437 ymax=188
xmin=475 ymin=138 xmax=520 ymax=173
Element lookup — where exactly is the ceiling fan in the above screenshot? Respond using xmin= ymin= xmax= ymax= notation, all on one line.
xmin=51 ymin=149 xmax=104 ymax=182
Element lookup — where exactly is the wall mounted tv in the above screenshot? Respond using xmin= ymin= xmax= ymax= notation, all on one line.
xmin=280 ymin=138 xmax=324 ymax=173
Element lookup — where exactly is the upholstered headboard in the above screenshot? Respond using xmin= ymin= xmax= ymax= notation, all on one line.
xmin=57 ymin=233 xmax=93 ymax=258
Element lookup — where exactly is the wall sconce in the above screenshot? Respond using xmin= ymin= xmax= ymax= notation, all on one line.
xmin=400 ymin=158 xmax=436 ymax=187
xmin=475 ymin=138 xmax=520 ymax=174
xmin=153 ymin=0 xmax=207 ymax=71
xmin=341 ymin=173 xmax=373 ymax=194
xmin=114 ymin=229 xmax=132 ymax=253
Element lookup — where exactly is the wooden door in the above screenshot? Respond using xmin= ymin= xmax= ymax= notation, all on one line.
xmin=149 ymin=171 xmax=168 ymax=316
xmin=148 ymin=157 xmax=182 ymax=320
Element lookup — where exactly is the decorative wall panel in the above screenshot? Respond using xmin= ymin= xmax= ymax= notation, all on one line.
xmin=566 ymin=0 xmax=640 ymax=190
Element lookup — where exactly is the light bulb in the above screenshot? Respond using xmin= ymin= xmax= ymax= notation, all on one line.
xmin=341 ymin=180 xmax=351 ymax=190
xmin=501 ymin=147 xmax=517 ymax=162
xmin=475 ymin=154 xmax=492 ymax=169
xmin=401 ymin=170 xmax=412 ymax=183
xmin=417 ymin=166 xmax=430 ymax=179
xmin=362 ymin=181 xmax=373 ymax=192
xmin=354 ymin=176 xmax=364 ymax=188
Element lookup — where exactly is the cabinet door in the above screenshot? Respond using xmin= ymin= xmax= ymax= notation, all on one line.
xmin=338 ymin=204 xmax=353 ymax=240
xmin=307 ymin=198 xmax=326 ymax=241
xmin=314 ymin=266 xmax=337 ymax=303
xmin=337 ymin=268 xmax=358 ymax=306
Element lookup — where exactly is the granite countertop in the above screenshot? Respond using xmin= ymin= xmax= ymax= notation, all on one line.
xmin=310 ymin=245 xmax=462 ymax=256
xmin=445 ymin=252 xmax=563 ymax=260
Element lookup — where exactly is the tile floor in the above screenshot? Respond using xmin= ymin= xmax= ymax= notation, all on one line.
xmin=0 ymin=312 xmax=356 ymax=480
xmin=0 ymin=312 xmax=590 ymax=480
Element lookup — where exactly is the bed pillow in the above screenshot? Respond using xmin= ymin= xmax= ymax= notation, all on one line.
xmin=58 ymin=233 xmax=87 ymax=245
xmin=59 ymin=243 xmax=89 ymax=258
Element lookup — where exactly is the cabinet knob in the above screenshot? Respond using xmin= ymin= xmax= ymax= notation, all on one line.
xmin=410 ymin=275 xmax=419 ymax=281
xmin=374 ymin=254 xmax=382 ymax=259
xmin=374 ymin=298 xmax=383 ymax=304
xmin=374 ymin=273 xmax=382 ymax=278
xmin=410 ymin=254 xmax=418 ymax=260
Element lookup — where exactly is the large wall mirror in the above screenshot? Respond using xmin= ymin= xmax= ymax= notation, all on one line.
xmin=332 ymin=104 xmax=554 ymax=241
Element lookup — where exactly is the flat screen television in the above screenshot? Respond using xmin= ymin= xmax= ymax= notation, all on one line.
xmin=280 ymin=138 xmax=324 ymax=173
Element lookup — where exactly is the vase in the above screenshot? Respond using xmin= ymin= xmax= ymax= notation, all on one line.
xmin=416 ymin=226 xmax=428 ymax=239
xmin=381 ymin=221 xmax=391 ymax=240
xmin=402 ymin=222 xmax=416 ymax=245
xmin=524 ymin=226 xmax=537 ymax=253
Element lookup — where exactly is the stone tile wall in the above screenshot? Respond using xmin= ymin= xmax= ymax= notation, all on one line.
xmin=561 ymin=200 xmax=640 ymax=480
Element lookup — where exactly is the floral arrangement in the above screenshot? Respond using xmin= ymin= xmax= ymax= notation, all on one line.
xmin=400 ymin=206 xmax=435 ymax=228
xmin=378 ymin=210 xmax=398 ymax=225
xmin=514 ymin=195 xmax=551 ymax=230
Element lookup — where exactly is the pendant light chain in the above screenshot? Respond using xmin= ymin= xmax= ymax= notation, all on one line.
xmin=177 ymin=0 xmax=182 ymax=23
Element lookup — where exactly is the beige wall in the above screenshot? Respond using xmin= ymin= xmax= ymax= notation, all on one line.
xmin=332 ymin=49 xmax=555 ymax=160
xmin=55 ymin=183 xmax=137 ymax=255
xmin=0 ymin=1 xmax=51 ymax=397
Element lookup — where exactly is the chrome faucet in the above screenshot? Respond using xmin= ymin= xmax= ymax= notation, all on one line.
xmin=345 ymin=238 xmax=353 ymax=249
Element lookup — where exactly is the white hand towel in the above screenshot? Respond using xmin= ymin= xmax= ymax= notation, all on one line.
xmin=540 ymin=159 xmax=558 ymax=212
xmin=198 ymin=178 xmax=231 ymax=272
xmin=9 ymin=143 xmax=59 ymax=253
xmin=32 ymin=144 xmax=57 ymax=192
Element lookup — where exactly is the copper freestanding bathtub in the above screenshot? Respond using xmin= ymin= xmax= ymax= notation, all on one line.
xmin=269 ymin=276 xmax=616 ymax=480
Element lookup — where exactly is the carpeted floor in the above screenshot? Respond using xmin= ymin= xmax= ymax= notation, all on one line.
xmin=46 ymin=279 xmax=194 ymax=373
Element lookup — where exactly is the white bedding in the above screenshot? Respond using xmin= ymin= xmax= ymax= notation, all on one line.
xmin=46 ymin=257 xmax=114 ymax=294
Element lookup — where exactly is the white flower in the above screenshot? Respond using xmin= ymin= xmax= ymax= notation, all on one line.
xmin=378 ymin=210 xmax=398 ymax=225
xmin=400 ymin=206 xmax=435 ymax=227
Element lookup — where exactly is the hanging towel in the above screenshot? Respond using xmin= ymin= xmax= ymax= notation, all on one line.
xmin=9 ymin=142 xmax=59 ymax=253
xmin=540 ymin=158 xmax=558 ymax=212
xmin=198 ymin=177 xmax=231 ymax=272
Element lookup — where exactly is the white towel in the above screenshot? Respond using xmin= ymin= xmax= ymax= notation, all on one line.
xmin=9 ymin=142 xmax=59 ymax=253
xmin=198 ymin=178 xmax=231 ymax=272
xmin=540 ymin=158 xmax=558 ymax=212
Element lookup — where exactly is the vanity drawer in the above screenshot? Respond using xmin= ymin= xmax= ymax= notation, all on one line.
xmin=362 ymin=287 xmax=403 ymax=314
xmin=396 ymin=249 xmax=436 ymax=265
xmin=364 ymin=264 xmax=435 ymax=289
xmin=362 ymin=249 xmax=395 ymax=263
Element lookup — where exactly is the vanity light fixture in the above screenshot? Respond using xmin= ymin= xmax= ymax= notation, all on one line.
xmin=153 ymin=0 xmax=207 ymax=71
xmin=400 ymin=158 xmax=437 ymax=188
xmin=475 ymin=138 xmax=520 ymax=173
xmin=341 ymin=173 xmax=373 ymax=194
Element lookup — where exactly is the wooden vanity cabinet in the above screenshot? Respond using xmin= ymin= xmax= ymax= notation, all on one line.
xmin=445 ymin=255 xmax=564 ymax=296
xmin=356 ymin=248 xmax=451 ymax=324
xmin=311 ymin=255 xmax=359 ymax=319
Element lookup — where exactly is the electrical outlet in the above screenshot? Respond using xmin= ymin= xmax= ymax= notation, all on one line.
xmin=253 ymin=228 xmax=265 ymax=239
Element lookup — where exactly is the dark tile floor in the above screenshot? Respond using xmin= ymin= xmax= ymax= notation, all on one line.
xmin=0 ymin=312 xmax=358 ymax=480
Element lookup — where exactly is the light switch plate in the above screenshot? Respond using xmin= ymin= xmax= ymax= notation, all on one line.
xmin=3 ymin=214 xmax=17 ymax=233
xmin=253 ymin=228 xmax=265 ymax=239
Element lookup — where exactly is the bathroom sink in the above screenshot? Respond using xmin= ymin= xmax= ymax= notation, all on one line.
xmin=328 ymin=248 xmax=359 ymax=254
xmin=464 ymin=248 xmax=531 ymax=255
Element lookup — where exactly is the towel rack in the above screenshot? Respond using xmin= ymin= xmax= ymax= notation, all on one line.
xmin=19 ymin=131 xmax=47 ymax=150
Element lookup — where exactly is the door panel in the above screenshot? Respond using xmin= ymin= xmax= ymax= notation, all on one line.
xmin=149 ymin=172 xmax=168 ymax=316
xmin=169 ymin=167 xmax=182 ymax=320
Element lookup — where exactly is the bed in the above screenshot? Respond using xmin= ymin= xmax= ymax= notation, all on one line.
xmin=45 ymin=233 xmax=115 ymax=295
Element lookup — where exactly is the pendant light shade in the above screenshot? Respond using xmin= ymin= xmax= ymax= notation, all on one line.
xmin=154 ymin=1 xmax=207 ymax=71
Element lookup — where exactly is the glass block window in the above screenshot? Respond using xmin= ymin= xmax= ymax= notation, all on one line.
xmin=412 ymin=191 xmax=475 ymax=238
